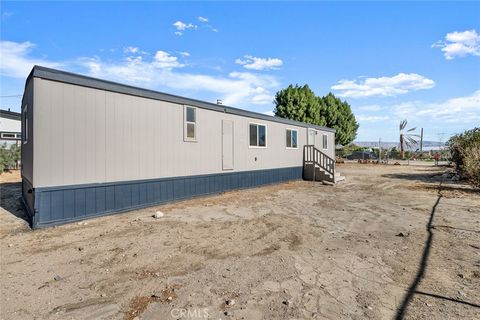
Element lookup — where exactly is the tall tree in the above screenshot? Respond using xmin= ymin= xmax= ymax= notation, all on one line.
xmin=319 ymin=93 xmax=359 ymax=145
xmin=273 ymin=85 xmax=325 ymax=126
xmin=273 ymin=87 xmax=359 ymax=145
xmin=399 ymin=120 xmax=419 ymax=159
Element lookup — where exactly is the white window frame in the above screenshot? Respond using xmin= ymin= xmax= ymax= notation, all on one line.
xmin=1 ymin=132 xmax=16 ymax=139
xmin=184 ymin=105 xmax=197 ymax=142
xmin=286 ymin=128 xmax=298 ymax=149
xmin=248 ymin=122 xmax=267 ymax=148
xmin=323 ymin=134 xmax=328 ymax=150
xmin=23 ymin=105 xmax=28 ymax=145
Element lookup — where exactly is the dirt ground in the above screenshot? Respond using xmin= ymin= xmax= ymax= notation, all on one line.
xmin=1 ymin=164 xmax=479 ymax=320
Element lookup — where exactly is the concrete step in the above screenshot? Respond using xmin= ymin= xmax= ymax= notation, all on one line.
xmin=335 ymin=171 xmax=345 ymax=182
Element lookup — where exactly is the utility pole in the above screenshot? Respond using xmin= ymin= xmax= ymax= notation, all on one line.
xmin=379 ymin=138 xmax=382 ymax=161
xmin=420 ymin=128 xmax=424 ymax=152
xmin=436 ymin=132 xmax=446 ymax=163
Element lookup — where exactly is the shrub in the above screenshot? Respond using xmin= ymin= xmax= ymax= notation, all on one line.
xmin=336 ymin=143 xmax=365 ymax=158
xmin=447 ymin=128 xmax=480 ymax=188
xmin=0 ymin=144 xmax=21 ymax=172
xmin=461 ymin=145 xmax=480 ymax=188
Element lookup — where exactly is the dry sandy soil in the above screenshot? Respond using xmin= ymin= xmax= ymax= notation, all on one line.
xmin=1 ymin=164 xmax=479 ymax=320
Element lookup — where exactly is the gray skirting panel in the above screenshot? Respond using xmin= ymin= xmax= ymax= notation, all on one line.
xmin=30 ymin=166 xmax=303 ymax=228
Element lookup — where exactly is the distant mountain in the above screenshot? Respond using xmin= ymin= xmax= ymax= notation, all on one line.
xmin=353 ymin=141 xmax=446 ymax=150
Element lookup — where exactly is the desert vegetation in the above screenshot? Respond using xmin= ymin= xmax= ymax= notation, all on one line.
xmin=447 ymin=127 xmax=480 ymax=188
xmin=0 ymin=144 xmax=20 ymax=172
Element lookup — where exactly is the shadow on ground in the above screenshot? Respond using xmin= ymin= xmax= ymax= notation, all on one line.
xmin=381 ymin=172 xmax=443 ymax=183
xmin=383 ymin=171 xmax=480 ymax=196
xmin=394 ymin=182 xmax=480 ymax=319
xmin=0 ymin=181 xmax=30 ymax=224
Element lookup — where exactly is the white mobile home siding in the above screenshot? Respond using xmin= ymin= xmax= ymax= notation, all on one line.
xmin=33 ymin=78 xmax=318 ymax=187
xmin=23 ymin=66 xmax=335 ymax=228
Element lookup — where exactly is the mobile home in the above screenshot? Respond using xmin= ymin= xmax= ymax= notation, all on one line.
xmin=21 ymin=66 xmax=337 ymax=228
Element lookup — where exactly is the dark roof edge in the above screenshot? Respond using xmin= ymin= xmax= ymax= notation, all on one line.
xmin=31 ymin=66 xmax=336 ymax=133
xmin=0 ymin=109 xmax=21 ymax=121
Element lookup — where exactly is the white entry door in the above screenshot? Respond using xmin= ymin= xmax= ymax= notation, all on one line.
xmin=308 ymin=129 xmax=316 ymax=145
xmin=222 ymin=120 xmax=234 ymax=170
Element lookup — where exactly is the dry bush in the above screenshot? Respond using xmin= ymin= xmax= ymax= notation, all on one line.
xmin=461 ymin=144 xmax=480 ymax=188
xmin=448 ymin=128 xmax=480 ymax=188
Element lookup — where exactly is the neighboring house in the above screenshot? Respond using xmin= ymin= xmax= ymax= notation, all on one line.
xmin=0 ymin=109 xmax=22 ymax=169
xmin=0 ymin=109 xmax=22 ymax=147
xmin=21 ymin=66 xmax=338 ymax=228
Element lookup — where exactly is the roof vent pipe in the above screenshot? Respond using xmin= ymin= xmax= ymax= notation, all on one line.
xmin=216 ymin=99 xmax=222 ymax=105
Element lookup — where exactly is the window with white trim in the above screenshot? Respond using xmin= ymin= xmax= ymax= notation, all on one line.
xmin=323 ymin=134 xmax=328 ymax=149
xmin=184 ymin=106 xmax=197 ymax=141
xmin=249 ymin=123 xmax=266 ymax=147
xmin=23 ymin=105 xmax=28 ymax=144
xmin=286 ymin=129 xmax=298 ymax=148
xmin=1 ymin=133 xmax=16 ymax=139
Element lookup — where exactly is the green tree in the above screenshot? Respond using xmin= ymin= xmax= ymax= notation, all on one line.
xmin=0 ymin=143 xmax=21 ymax=172
xmin=337 ymin=143 xmax=366 ymax=158
xmin=389 ymin=147 xmax=400 ymax=159
xmin=0 ymin=144 xmax=13 ymax=172
xmin=273 ymin=86 xmax=358 ymax=145
xmin=273 ymin=85 xmax=325 ymax=126
xmin=10 ymin=144 xmax=21 ymax=169
xmin=320 ymin=93 xmax=359 ymax=145
xmin=399 ymin=120 xmax=419 ymax=159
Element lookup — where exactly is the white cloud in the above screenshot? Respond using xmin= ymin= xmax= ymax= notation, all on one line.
xmin=178 ymin=51 xmax=190 ymax=57
xmin=1 ymin=40 xmax=280 ymax=107
xmin=393 ymin=90 xmax=480 ymax=123
xmin=197 ymin=16 xmax=218 ymax=32
xmin=331 ymin=73 xmax=435 ymax=98
xmin=235 ymin=55 xmax=283 ymax=71
xmin=1 ymin=11 xmax=13 ymax=19
xmin=0 ymin=40 xmax=63 ymax=78
xmin=124 ymin=46 xmax=139 ymax=54
xmin=173 ymin=18 xmax=217 ymax=35
xmin=173 ymin=21 xmax=196 ymax=31
xmin=356 ymin=115 xmax=389 ymax=122
xmin=153 ymin=51 xmax=184 ymax=69
xmin=358 ymin=104 xmax=382 ymax=111
xmin=263 ymin=110 xmax=275 ymax=116
xmin=432 ymin=29 xmax=480 ymax=60
xmin=80 ymin=49 xmax=279 ymax=106
xmin=173 ymin=21 xmax=197 ymax=36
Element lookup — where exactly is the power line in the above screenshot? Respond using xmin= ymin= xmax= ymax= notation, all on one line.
xmin=436 ymin=132 xmax=447 ymax=150
xmin=0 ymin=94 xmax=23 ymax=98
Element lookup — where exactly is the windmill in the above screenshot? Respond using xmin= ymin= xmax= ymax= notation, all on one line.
xmin=399 ymin=120 xmax=419 ymax=159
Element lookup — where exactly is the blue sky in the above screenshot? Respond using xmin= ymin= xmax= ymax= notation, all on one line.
xmin=1 ymin=1 xmax=479 ymax=142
